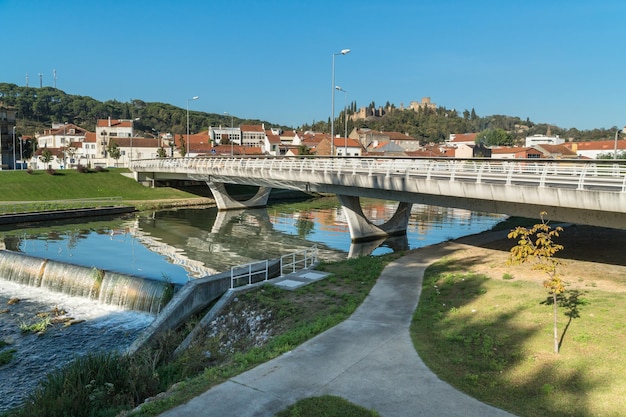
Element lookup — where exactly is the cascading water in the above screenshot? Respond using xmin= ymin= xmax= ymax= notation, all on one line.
xmin=0 ymin=250 xmax=172 ymax=314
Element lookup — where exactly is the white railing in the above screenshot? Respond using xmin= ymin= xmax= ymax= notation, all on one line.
xmin=229 ymin=246 xmax=319 ymax=289
xmin=131 ymin=156 xmax=626 ymax=193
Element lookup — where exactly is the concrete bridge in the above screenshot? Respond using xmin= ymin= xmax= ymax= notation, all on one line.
xmin=130 ymin=156 xmax=626 ymax=241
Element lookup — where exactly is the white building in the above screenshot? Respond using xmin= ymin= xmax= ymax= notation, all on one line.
xmin=525 ymin=134 xmax=565 ymax=147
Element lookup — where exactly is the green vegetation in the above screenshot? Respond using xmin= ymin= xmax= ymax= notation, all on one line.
xmin=0 ymin=168 xmax=205 ymax=213
xmin=19 ymin=316 xmax=51 ymax=334
xmin=0 ymin=347 xmax=16 ymax=366
xmin=2 ymin=254 xmax=399 ymax=417
xmin=275 ymin=395 xmax=380 ymax=417
xmin=1 ymin=82 xmax=618 ymax=150
xmin=508 ymin=213 xmax=567 ymax=353
xmin=411 ymin=258 xmax=625 ymax=417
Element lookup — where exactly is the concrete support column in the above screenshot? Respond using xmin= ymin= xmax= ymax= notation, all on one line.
xmin=207 ymin=182 xmax=272 ymax=211
xmin=336 ymin=194 xmax=412 ymax=242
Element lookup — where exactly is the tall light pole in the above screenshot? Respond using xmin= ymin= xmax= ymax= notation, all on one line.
xmin=224 ymin=111 xmax=233 ymax=128
xmin=130 ymin=117 xmax=140 ymax=166
xmin=614 ymin=128 xmax=620 ymax=160
xmin=331 ymin=48 xmax=350 ymax=156
xmin=12 ymin=126 xmax=16 ymax=170
xmin=336 ymin=86 xmax=348 ymax=156
xmin=19 ymin=134 xmax=23 ymax=169
xmin=187 ymin=96 xmax=199 ymax=156
xmin=224 ymin=112 xmax=234 ymax=155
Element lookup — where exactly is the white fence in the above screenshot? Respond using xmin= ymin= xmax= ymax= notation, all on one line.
xmin=131 ymin=156 xmax=626 ymax=193
xmin=230 ymin=246 xmax=319 ymax=289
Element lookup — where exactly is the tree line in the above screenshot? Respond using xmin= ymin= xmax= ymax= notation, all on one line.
xmin=0 ymin=82 xmax=618 ymax=146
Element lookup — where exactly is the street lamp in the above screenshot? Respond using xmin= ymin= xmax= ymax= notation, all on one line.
xmin=12 ymin=127 xmax=16 ymax=170
xmin=19 ymin=134 xmax=23 ymax=169
xmin=614 ymin=128 xmax=621 ymax=160
xmin=331 ymin=48 xmax=350 ymax=156
xmin=187 ymin=96 xmax=199 ymax=156
xmin=224 ymin=112 xmax=234 ymax=155
xmin=335 ymin=86 xmax=348 ymax=156
xmin=224 ymin=111 xmax=233 ymax=128
xmin=130 ymin=117 xmax=140 ymax=166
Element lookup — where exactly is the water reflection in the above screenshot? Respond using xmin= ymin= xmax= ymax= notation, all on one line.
xmin=0 ymin=199 xmax=505 ymax=285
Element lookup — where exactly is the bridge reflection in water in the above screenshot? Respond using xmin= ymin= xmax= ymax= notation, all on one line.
xmin=2 ymin=199 xmax=505 ymax=286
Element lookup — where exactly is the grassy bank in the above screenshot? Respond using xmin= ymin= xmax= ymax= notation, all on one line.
xmin=0 ymin=168 xmax=206 ymax=212
xmin=411 ymin=240 xmax=626 ymax=416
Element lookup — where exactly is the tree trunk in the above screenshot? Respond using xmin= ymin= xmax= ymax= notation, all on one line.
xmin=553 ymin=292 xmax=559 ymax=353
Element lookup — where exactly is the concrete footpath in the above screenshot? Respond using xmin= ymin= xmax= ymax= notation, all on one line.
xmin=160 ymin=239 xmax=517 ymax=417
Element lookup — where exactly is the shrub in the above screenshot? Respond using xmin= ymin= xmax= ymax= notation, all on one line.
xmin=75 ymin=164 xmax=89 ymax=173
xmin=26 ymin=168 xmax=33 ymax=175
xmin=45 ymin=167 xmax=56 ymax=176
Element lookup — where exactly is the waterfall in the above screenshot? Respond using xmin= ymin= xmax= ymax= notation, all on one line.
xmin=0 ymin=250 xmax=172 ymax=314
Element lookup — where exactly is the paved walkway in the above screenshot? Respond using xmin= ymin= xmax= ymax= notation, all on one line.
xmin=160 ymin=239 xmax=517 ymax=417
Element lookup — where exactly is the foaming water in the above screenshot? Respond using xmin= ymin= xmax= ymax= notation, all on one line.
xmin=0 ymin=279 xmax=154 ymax=412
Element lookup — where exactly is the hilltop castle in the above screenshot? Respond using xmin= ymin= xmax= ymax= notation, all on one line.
xmin=350 ymin=97 xmax=437 ymax=121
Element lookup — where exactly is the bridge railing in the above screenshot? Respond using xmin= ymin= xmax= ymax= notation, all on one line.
xmin=229 ymin=246 xmax=319 ymax=289
xmin=131 ymin=157 xmax=626 ymax=193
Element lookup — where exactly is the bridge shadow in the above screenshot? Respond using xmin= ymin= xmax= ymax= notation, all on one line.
xmin=471 ymin=224 xmax=626 ymax=267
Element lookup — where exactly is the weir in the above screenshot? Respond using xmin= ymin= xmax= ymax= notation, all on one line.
xmin=0 ymin=251 xmax=172 ymax=314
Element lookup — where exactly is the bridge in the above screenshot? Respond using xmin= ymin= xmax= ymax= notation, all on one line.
xmin=130 ymin=156 xmax=626 ymax=242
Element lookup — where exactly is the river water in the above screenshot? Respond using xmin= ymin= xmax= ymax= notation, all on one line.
xmin=0 ymin=197 xmax=506 ymax=412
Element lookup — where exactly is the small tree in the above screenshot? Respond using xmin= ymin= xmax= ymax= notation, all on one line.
xmin=39 ymin=149 xmax=53 ymax=167
xmin=178 ymin=135 xmax=187 ymax=157
xmin=157 ymin=147 xmax=167 ymax=158
xmin=507 ymin=212 xmax=564 ymax=353
xmin=107 ymin=142 xmax=122 ymax=165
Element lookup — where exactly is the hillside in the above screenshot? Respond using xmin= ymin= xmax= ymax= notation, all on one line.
xmin=0 ymin=82 xmax=618 ymax=144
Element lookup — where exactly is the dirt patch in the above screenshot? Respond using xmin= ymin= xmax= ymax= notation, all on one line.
xmin=449 ymin=225 xmax=626 ymax=293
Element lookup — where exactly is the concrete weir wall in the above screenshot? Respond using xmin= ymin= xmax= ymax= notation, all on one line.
xmin=127 ymin=259 xmax=282 ymax=355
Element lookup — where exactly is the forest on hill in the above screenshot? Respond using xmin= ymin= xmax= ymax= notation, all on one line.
xmin=0 ymin=82 xmax=617 ymax=145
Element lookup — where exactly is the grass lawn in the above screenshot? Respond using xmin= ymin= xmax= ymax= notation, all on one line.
xmin=411 ymin=254 xmax=626 ymax=417
xmin=0 ymin=168 xmax=205 ymax=211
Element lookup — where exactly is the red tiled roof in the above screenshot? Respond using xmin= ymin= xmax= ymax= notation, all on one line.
xmin=240 ymin=124 xmax=264 ymax=132
xmin=449 ymin=133 xmax=477 ymax=143
xmin=96 ymin=119 xmax=134 ymax=128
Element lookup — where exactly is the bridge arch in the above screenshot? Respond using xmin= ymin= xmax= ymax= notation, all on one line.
xmin=207 ymin=182 xmax=272 ymax=210
xmin=337 ymin=195 xmax=413 ymax=242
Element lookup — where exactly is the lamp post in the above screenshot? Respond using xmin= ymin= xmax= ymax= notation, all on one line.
xmin=130 ymin=117 xmax=140 ymax=166
xmin=335 ymin=86 xmax=348 ymax=156
xmin=187 ymin=96 xmax=199 ymax=156
xmin=331 ymin=48 xmax=350 ymax=156
xmin=224 ymin=111 xmax=233 ymax=128
xmin=614 ymin=128 xmax=620 ymax=160
xmin=19 ymin=134 xmax=23 ymax=169
xmin=12 ymin=126 xmax=16 ymax=170
xmin=224 ymin=112 xmax=234 ymax=155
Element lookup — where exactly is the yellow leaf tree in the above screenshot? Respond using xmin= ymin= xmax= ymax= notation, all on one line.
xmin=507 ymin=212 xmax=564 ymax=353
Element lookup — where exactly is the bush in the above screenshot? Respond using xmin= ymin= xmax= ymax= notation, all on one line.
xmin=75 ymin=164 xmax=90 ymax=173
xmin=26 ymin=168 xmax=33 ymax=175
xmin=94 ymin=166 xmax=106 ymax=172
xmin=45 ymin=167 xmax=56 ymax=176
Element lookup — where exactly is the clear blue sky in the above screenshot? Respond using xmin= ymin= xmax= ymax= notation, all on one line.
xmin=2 ymin=0 xmax=625 ymax=131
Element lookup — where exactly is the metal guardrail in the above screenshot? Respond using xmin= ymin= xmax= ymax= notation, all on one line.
xmin=230 ymin=246 xmax=319 ymax=289
xmin=131 ymin=157 xmax=626 ymax=193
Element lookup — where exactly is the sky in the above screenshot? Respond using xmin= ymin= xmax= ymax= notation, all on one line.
xmin=1 ymin=0 xmax=625 ymax=131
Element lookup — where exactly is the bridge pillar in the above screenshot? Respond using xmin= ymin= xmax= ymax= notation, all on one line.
xmin=207 ymin=182 xmax=272 ymax=211
xmin=336 ymin=195 xmax=412 ymax=242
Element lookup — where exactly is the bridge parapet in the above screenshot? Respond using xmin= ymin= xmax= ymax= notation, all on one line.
xmin=131 ymin=157 xmax=626 ymax=232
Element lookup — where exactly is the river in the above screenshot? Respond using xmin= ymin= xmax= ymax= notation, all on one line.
xmin=0 ymin=197 xmax=506 ymax=412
